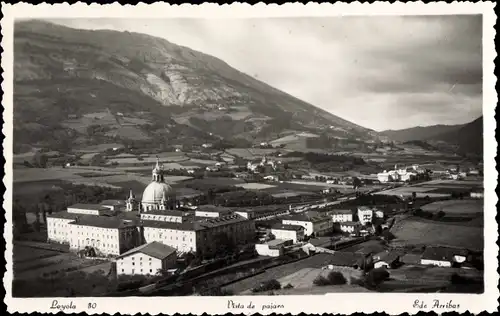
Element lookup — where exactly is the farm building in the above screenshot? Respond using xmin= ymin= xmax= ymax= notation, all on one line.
xmin=271 ymin=224 xmax=305 ymax=243
xmin=116 ymin=241 xmax=177 ymax=276
xmin=420 ymin=246 xmax=468 ymax=267
xmin=373 ymin=250 xmax=402 ymax=269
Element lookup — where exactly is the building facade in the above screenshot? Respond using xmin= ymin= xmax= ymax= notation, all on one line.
xmin=116 ymin=241 xmax=177 ymax=276
xmin=357 ymin=206 xmax=373 ymax=225
xmin=330 ymin=210 xmax=353 ymax=223
xmin=271 ymin=224 xmax=305 ymax=243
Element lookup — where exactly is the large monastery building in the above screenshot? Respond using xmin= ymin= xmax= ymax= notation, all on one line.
xmin=46 ymin=159 xmax=255 ymax=258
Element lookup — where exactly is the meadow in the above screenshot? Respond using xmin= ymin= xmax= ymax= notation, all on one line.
xmin=390 ymin=216 xmax=483 ymax=251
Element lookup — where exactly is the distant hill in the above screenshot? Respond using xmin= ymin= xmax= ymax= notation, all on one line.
xmin=380 ymin=124 xmax=465 ymax=142
xmin=431 ymin=116 xmax=483 ymax=156
xmin=13 ymin=20 xmax=376 ymax=153
xmin=381 ymin=117 xmax=482 ymax=156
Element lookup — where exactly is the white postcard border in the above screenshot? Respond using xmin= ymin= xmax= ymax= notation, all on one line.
xmin=2 ymin=2 xmax=498 ymax=315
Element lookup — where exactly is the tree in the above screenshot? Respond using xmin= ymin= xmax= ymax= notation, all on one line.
xmin=365 ymin=268 xmax=390 ymax=288
xmin=411 ymin=192 xmax=417 ymax=201
xmin=327 ymin=271 xmax=347 ymax=285
xmin=32 ymin=152 xmax=48 ymax=168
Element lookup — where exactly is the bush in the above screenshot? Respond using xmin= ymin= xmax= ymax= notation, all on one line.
xmin=313 ymin=275 xmax=330 ymax=286
xmin=365 ymin=268 xmax=390 ymax=288
xmin=327 ymin=271 xmax=347 ymax=285
xmin=314 ymin=272 xmax=347 ymax=286
xmin=252 ymin=279 xmax=281 ymax=292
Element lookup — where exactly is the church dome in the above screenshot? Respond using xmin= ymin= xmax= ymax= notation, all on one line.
xmin=141 ymin=181 xmax=174 ymax=204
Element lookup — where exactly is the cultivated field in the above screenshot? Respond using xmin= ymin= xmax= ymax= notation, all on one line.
xmin=421 ymin=199 xmax=483 ymax=214
xmin=390 ymin=217 xmax=483 ymax=251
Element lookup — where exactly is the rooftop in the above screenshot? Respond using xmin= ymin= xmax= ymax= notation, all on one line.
xmin=70 ymin=215 xmax=136 ymax=229
xmin=142 ymin=210 xmax=188 ymax=217
xmin=357 ymin=206 xmax=371 ymax=211
xmin=341 ymin=221 xmax=361 ymax=226
xmin=267 ymin=239 xmax=292 ymax=247
xmin=47 ymin=211 xmax=80 ymax=220
xmin=68 ymin=203 xmax=109 ymax=211
xmin=330 ymin=209 xmax=352 ymax=215
xmin=100 ymin=200 xmax=126 ymax=206
xmin=321 ymin=251 xmax=365 ymax=267
xmin=142 ymin=213 xmax=249 ymax=231
xmin=117 ymin=241 xmax=176 ymax=260
xmin=422 ymin=246 xmax=469 ymax=261
xmin=283 ymin=213 xmax=330 ymax=223
xmin=271 ymin=224 xmax=305 ymax=232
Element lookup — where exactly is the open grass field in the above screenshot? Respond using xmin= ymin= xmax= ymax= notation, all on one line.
xmin=276 ymin=267 xmax=363 ymax=289
xmin=223 ymin=253 xmax=360 ymax=294
xmin=421 ymin=199 xmax=483 ymax=215
xmin=13 ymin=245 xmax=61 ymax=264
xmin=76 ymin=143 xmax=124 ymax=153
xmin=390 ymin=217 xmax=483 ymax=251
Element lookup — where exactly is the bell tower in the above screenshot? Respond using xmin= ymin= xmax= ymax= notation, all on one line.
xmin=152 ymin=157 xmax=164 ymax=182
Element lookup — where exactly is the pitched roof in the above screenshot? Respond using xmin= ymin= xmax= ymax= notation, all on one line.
xmin=271 ymin=224 xmax=305 ymax=232
xmin=375 ymin=250 xmax=402 ymax=263
xmin=100 ymin=200 xmax=126 ymax=206
xmin=330 ymin=209 xmax=352 ymax=215
xmin=421 ymin=246 xmax=468 ymax=262
xmin=47 ymin=211 xmax=80 ymax=220
xmin=70 ymin=215 xmax=136 ymax=229
xmin=142 ymin=213 xmax=250 ymax=232
xmin=68 ymin=203 xmax=109 ymax=211
xmin=117 ymin=241 xmax=176 ymax=260
xmin=322 ymin=251 xmax=365 ymax=267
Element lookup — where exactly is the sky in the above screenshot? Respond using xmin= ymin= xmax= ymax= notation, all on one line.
xmin=49 ymin=16 xmax=482 ymax=131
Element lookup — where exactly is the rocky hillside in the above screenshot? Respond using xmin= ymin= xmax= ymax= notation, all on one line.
xmin=14 ymin=20 xmax=376 ymax=153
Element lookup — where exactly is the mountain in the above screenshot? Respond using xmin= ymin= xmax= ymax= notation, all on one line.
xmin=431 ymin=116 xmax=483 ymax=156
xmin=380 ymin=124 xmax=466 ymax=142
xmin=13 ymin=20 xmax=375 ymax=153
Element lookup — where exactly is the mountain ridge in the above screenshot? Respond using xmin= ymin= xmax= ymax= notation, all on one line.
xmin=14 ymin=20 xmax=376 ymax=152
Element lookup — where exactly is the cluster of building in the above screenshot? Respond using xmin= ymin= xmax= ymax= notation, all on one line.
xmin=47 ymin=160 xmax=256 ymax=276
xmin=377 ymin=164 xmax=426 ymax=183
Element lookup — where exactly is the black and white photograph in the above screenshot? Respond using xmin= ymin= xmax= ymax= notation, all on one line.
xmin=2 ymin=3 xmax=497 ymax=315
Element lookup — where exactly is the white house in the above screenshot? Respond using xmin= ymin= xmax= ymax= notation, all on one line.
xmin=357 ymin=206 xmax=373 ymax=225
xmin=282 ymin=213 xmax=333 ymax=237
xmin=330 ymin=209 xmax=353 ymax=223
xmin=271 ymin=224 xmax=305 ymax=243
xmin=116 ymin=241 xmax=177 ymax=276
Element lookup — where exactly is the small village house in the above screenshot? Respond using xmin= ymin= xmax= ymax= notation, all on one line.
xmin=116 ymin=241 xmax=177 ymax=276
xmin=357 ymin=206 xmax=373 ymax=225
xmin=270 ymin=224 xmax=305 ymax=243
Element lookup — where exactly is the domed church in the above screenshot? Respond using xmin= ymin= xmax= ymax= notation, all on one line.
xmin=127 ymin=158 xmax=177 ymax=212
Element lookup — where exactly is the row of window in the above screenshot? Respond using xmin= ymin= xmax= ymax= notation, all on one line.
xmin=122 ymin=268 xmax=154 ymax=274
